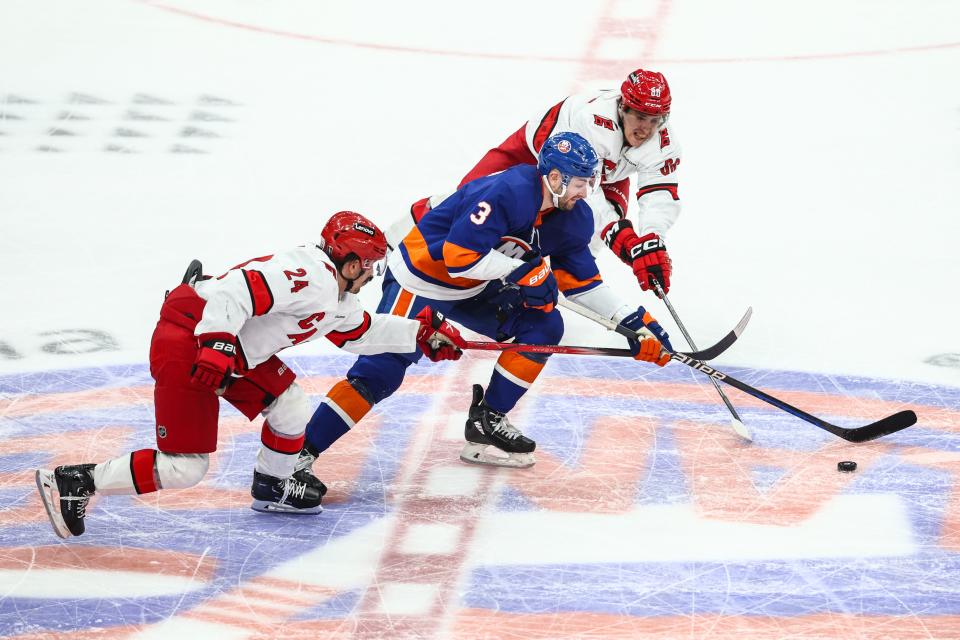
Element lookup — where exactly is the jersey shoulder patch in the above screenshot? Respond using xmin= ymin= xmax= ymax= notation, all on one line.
xmin=659 ymin=127 xmax=671 ymax=149
xmin=592 ymin=114 xmax=616 ymax=131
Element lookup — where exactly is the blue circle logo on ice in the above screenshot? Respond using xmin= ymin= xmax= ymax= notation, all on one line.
xmin=1 ymin=354 xmax=958 ymax=637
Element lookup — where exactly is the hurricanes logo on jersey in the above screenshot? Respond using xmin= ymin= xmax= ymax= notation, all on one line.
xmin=659 ymin=128 xmax=671 ymax=149
xmin=660 ymin=158 xmax=680 ymax=176
xmin=593 ymin=115 xmax=615 ymax=131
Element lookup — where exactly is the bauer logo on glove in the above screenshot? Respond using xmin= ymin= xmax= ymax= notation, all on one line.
xmin=415 ymin=306 xmax=466 ymax=362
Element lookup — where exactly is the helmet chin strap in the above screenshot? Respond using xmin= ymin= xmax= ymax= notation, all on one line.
xmin=336 ymin=263 xmax=362 ymax=298
xmin=542 ymin=174 xmax=567 ymax=208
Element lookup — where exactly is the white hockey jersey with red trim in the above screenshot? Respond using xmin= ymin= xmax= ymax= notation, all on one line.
xmin=523 ymin=89 xmax=682 ymax=240
xmin=193 ymin=245 xmax=418 ymax=368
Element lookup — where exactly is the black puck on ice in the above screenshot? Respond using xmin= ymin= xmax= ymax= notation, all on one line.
xmin=837 ymin=460 xmax=857 ymax=473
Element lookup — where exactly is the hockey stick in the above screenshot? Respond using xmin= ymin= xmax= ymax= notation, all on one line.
xmin=651 ymin=279 xmax=752 ymax=442
xmin=560 ymin=298 xmax=917 ymax=443
xmin=585 ymin=302 xmax=752 ymax=363
xmin=465 ymin=341 xmax=633 ymax=357
xmin=464 ymin=315 xmax=744 ymax=360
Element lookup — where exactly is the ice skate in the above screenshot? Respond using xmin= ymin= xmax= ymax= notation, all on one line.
xmin=35 ymin=464 xmax=96 ymax=539
xmin=292 ymin=444 xmax=328 ymax=497
xmin=460 ymin=384 xmax=536 ymax=468
xmin=250 ymin=470 xmax=323 ymax=514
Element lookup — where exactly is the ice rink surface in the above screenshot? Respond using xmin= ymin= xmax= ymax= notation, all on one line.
xmin=1 ymin=1 xmax=959 ymax=638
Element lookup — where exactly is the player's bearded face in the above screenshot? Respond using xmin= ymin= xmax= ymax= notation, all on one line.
xmin=558 ymin=176 xmax=594 ymax=210
xmin=621 ymin=108 xmax=663 ymax=146
xmin=350 ymin=266 xmax=376 ymax=292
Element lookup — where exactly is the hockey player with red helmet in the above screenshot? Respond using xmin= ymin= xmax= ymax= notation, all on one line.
xmin=35 ymin=212 xmax=466 ymax=538
xmin=385 ymin=68 xmax=678 ymax=296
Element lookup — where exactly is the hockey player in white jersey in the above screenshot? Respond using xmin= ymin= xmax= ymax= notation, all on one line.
xmin=385 ymin=68 xmax=679 ymax=295
xmin=35 ymin=211 xmax=465 ymax=539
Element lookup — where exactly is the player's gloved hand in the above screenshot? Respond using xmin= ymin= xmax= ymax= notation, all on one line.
xmin=619 ymin=307 xmax=672 ymax=367
xmin=620 ymin=306 xmax=674 ymax=353
xmin=505 ymin=255 xmax=558 ymax=313
xmin=415 ymin=306 xmax=466 ymax=362
xmin=191 ymin=332 xmax=237 ymax=389
xmin=602 ymin=219 xmax=673 ymax=295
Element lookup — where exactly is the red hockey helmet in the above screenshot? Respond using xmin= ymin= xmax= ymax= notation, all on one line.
xmin=320 ymin=211 xmax=388 ymax=271
xmin=620 ymin=69 xmax=671 ymax=116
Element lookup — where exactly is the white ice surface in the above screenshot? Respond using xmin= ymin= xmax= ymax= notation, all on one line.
xmin=0 ymin=0 xmax=957 ymax=389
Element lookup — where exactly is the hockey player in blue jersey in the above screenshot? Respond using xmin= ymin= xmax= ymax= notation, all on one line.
xmin=294 ymin=132 xmax=673 ymax=485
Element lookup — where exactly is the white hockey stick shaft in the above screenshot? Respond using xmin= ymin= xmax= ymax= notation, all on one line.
xmin=560 ymin=295 xmax=752 ymax=442
xmin=650 ymin=280 xmax=752 ymax=441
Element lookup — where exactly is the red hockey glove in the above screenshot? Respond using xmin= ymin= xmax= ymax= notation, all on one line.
xmin=505 ymin=256 xmax=558 ymax=313
xmin=191 ymin=332 xmax=237 ymax=390
xmin=601 ymin=220 xmax=673 ymax=295
xmin=415 ymin=306 xmax=466 ymax=362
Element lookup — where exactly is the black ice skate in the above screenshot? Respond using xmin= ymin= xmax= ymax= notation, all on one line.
xmin=292 ymin=444 xmax=328 ymax=497
xmin=460 ymin=384 xmax=536 ymax=468
xmin=250 ymin=470 xmax=323 ymax=514
xmin=35 ymin=464 xmax=96 ymax=539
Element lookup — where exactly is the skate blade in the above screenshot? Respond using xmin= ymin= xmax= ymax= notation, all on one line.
xmin=459 ymin=443 xmax=535 ymax=469
xmin=35 ymin=469 xmax=71 ymax=539
xmin=250 ymin=499 xmax=323 ymax=515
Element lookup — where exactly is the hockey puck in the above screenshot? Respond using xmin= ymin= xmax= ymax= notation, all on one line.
xmin=837 ymin=460 xmax=857 ymax=473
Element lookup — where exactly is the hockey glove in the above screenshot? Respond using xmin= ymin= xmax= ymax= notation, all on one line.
xmin=191 ymin=332 xmax=237 ymax=389
xmin=505 ymin=256 xmax=558 ymax=313
xmin=619 ymin=307 xmax=672 ymax=367
xmin=415 ymin=306 xmax=466 ymax=362
xmin=602 ymin=219 xmax=672 ymax=295
xmin=621 ymin=306 xmax=674 ymax=353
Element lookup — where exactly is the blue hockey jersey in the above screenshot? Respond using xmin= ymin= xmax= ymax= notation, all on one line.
xmin=390 ymin=164 xmax=603 ymax=301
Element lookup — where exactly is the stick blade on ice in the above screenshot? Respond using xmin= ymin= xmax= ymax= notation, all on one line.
xmin=730 ymin=418 xmax=753 ymax=442
xmin=840 ymin=410 xmax=918 ymax=443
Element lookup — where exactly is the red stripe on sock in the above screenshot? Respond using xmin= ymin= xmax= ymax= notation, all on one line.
xmin=130 ymin=449 xmax=159 ymax=494
xmin=260 ymin=421 xmax=305 ymax=454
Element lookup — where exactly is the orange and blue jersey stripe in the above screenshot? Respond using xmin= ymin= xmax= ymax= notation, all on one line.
xmin=554 ymin=268 xmax=602 ymax=296
xmin=398 ymin=226 xmax=485 ymax=290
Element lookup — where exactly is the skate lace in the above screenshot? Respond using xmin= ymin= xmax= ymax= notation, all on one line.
xmin=63 ymin=493 xmax=90 ymax=517
xmin=491 ymin=415 xmax=523 ymax=440
xmin=281 ymin=477 xmax=307 ymax=502
xmin=294 ymin=450 xmax=317 ymax=473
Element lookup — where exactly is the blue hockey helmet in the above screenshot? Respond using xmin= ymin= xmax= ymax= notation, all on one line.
xmin=537 ymin=132 xmax=601 ymax=186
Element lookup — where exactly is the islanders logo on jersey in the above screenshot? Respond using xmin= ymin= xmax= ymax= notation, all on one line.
xmin=494 ymin=234 xmax=535 ymax=260
xmin=1 ymin=355 xmax=958 ymax=638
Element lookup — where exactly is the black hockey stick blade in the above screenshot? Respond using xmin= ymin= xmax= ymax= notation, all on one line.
xmin=181 ymin=259 xmax=203 ymax=285
xmin=670 ymin=351 xmax=920 ymax=443
xmin=832 ymin=409 xmax=918 ymax=443
xmin=678 ymin=306 xmax=752 ymax=362
xmin=560 ymin=298 xmax=915 ymax=442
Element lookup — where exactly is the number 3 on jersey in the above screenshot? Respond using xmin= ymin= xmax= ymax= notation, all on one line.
xmin=470 ymin=201 xmax=491 ymax=225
